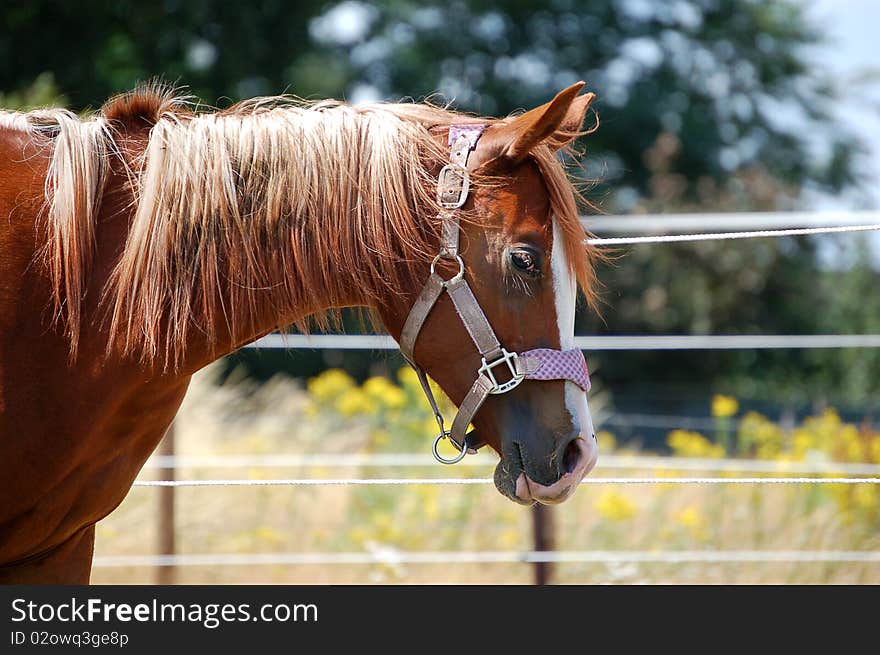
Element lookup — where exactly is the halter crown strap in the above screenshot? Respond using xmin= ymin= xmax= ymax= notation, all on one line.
xmin=399 ymin=125 xmax=486 ymax=363
xmin=438 ymin=125 xmax=485 ymax=256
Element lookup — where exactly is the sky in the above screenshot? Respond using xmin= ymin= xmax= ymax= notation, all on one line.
xmin=801 ymin=0 xmax=880 ymax=262
xmin=805 ymin=0 xmax=880 ymax=209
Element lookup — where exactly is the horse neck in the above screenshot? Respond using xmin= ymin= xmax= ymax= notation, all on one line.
xmin=54 ymin=105 xmax=439 ymax=373
xmin=182 ymin=260 xmax=372 ymax=374
xmin=146 ymin=161 xmax=429 ymax=373
xmin=161 ymin=214 xmax=384 ymax=375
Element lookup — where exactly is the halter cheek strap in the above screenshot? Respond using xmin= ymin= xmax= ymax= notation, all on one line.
xmin=398 ymin=125 xmax=591 ymax=464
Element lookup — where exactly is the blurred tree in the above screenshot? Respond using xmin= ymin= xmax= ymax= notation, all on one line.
xmin=1 ymin=1 xmax=861 ymax=198
xmin=0 ymin=0 xmax=327 ymax=107
xmin=811 ymin=239 xmax=880 ymax=408
xmin=0 ymin=72 xmax=66 ymax=109
xmin=302 ymin=0 xmax=875 ymax=409
xmin=306 ymin=0 xmax=862 ymax=202
xmin=1 ymin=0 xmax=876 ymax=413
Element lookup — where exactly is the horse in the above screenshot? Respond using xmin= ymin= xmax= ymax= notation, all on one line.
xmin=0 ymin=81 xmax=601 ymax=583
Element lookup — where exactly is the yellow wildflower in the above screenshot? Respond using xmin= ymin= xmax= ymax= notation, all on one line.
xmin=399 ymin=367 xmax=454 ymax=413
xmin=596 ymin=430 xmax=617 ymax=453
xmin=363 ymin=376 xmax=407 ymax=409
xmin=673 ymin=506 xmax=710 ymax=541
xmin=595 ymin=489 xmax=637 ymax=521
xmin=667 ymin=429 xmax=725 ymax=458
xmin=373 ymin=512 xmax=402 ymax=542
xmin=348 ymin=527 xmax=369 ymax=547
xmin=841 ymin=425 xmax=864 ymax=461
xmin=334 ymin=388 xmax=373 ymax=417
xmin=419 ymin=416 xmax=440 ymax=437
xmin=417 ymin=486 xmax=441 ymax=521
xmin=675 ymin=506 xmax=702 ymax=528
xmin=791 ymin=429 xmax=817 ymax=460
xmin=711 ymin=394 xmax=739 ymax=418
xmin=738 ymin=411 xmax=784 ymax=459
xmin=253 ymin=526 xmax=284 ymax=547
xmin=371 ymin=428 xmax=391 ymax=446
xmin=307 ymin=368 xmax=355 ymax=402
xmin=397 ymin=365 xmax=419 ymax=386
xmin=869 ymin=437 xmax=880 ymax=463
xmin=853 ymin=485 xmax=878 ymax=511
xmin=498 ymin=529 xmax=520 ymax=548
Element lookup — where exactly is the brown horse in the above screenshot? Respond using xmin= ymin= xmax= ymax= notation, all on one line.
xmin=0 ymin=81 xmax=600 ymax=583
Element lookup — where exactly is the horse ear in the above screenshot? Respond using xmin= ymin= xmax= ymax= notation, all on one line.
xmin=480 ymin=82 xmax=595 ymax=168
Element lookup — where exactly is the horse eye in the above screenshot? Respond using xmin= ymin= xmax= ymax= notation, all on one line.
xmin=510 ymin=249 xmax=541 ymax=277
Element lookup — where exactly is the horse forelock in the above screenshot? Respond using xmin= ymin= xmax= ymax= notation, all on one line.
xmin=529 ymin=143 xmax=602 ymax=312
xmin=26 ymin=86 xmax=597 ymax=368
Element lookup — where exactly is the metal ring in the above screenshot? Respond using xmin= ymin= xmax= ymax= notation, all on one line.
xmin=432 ymin=431 xmax=468 ymax=465
xmin=430 ymin=254 xmax=465 ymax=285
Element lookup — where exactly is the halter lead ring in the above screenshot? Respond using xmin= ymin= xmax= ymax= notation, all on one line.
xmin=398 ymin=124 xmax=592 ymax=464
xmin=432 ymin=430 xmax=468 ymax=465
xmin=429 ymin=253 xmax=465 ymax=284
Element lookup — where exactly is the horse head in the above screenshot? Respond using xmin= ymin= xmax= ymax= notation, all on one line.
xmin=380 ymin=83 xmax=600 ymax=505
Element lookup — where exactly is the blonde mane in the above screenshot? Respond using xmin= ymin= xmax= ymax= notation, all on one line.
xmin=8 ymin=86 xmax=597 ymax=366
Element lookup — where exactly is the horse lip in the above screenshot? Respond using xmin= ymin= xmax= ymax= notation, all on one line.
xmin=494 ymin=446 xmax=531 ymax=505
xmin=515 ymin=471 xmax=576 ymax=505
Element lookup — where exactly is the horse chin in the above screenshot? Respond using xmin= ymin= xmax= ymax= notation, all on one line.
xmin=493 ymin=461 xmax=536 ymax=506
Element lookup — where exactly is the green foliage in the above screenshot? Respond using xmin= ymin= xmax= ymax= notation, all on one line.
xmin=809 ymin=239 xmax=880 ymax=406
xmin=0 ymin=1 xmax=861 ymax=199
xmin=1 ymin=1 xmax=876 ymax=410
xmin=0 ymin=1 xmax=326 ymax=107
xmin=0 ymin=72 xmax=66 ymax=110
xmin=304 ymin=0 xmax=862 ymax=201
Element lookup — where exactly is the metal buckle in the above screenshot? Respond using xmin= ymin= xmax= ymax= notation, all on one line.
xmin=437 ymin=163 xmax=470 ymax=209
xmin=479 ymin=348 xmax=525 ymax=394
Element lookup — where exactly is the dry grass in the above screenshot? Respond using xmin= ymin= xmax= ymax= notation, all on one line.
xmin=91 ymin=365 xmax=880 ymax=584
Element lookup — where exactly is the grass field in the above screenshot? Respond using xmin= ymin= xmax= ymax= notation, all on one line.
xmin=90 ymin=364 xmax=880 ymax=584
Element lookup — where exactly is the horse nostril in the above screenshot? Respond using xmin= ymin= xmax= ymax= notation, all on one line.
xmin=562 ymin=438 xmax=582 ymax=474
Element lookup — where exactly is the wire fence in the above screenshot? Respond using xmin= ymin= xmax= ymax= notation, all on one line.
xmin=133 ymin=476 xmax=880 ymax=487
xmin=583 ymin=210 xmax=880 ymax=233
xmin=92 ymin=550 xmax=880 ymax=568
xmin=140 ymin=452 xmax=880 ymax=475
xmin=586 ymin=222 xmax=880 ymax=246
xmin=120 ymin=211 xmax=880 ymax=582
xmin=244 ymin=333 xmax=880 ymax=350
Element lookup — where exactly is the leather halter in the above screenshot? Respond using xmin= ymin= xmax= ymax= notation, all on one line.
xmin=398 ymin=125 xmax=591 ymax=464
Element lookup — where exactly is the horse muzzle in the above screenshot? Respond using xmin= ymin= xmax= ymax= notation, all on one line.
xmin=495 ymin=432 xmax=598 ymax=506
xmin=514 ymin=436 xmax=598 ymax=504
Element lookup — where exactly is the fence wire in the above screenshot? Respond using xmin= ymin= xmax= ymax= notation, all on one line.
xmin=133 ymin=476 xmax=880 ymax=488
xmin=92 ymin=550 xmax=880 ymax=568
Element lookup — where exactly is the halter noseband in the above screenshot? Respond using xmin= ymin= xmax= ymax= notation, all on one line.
xmin=398 ymin=125 xmax=591 ymax=464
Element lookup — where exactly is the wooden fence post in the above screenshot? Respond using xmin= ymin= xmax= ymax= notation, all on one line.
xmin=157 ymin=423 xmax=176 ymax=585
xmin=532 ymin=504 xmax=555 ymax=585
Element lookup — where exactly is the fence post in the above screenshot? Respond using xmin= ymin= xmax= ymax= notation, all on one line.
xmin=157 ymin=423 xmax=176 ymax=585
xmin=531 ymin=504 xmax=555 ymax=585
